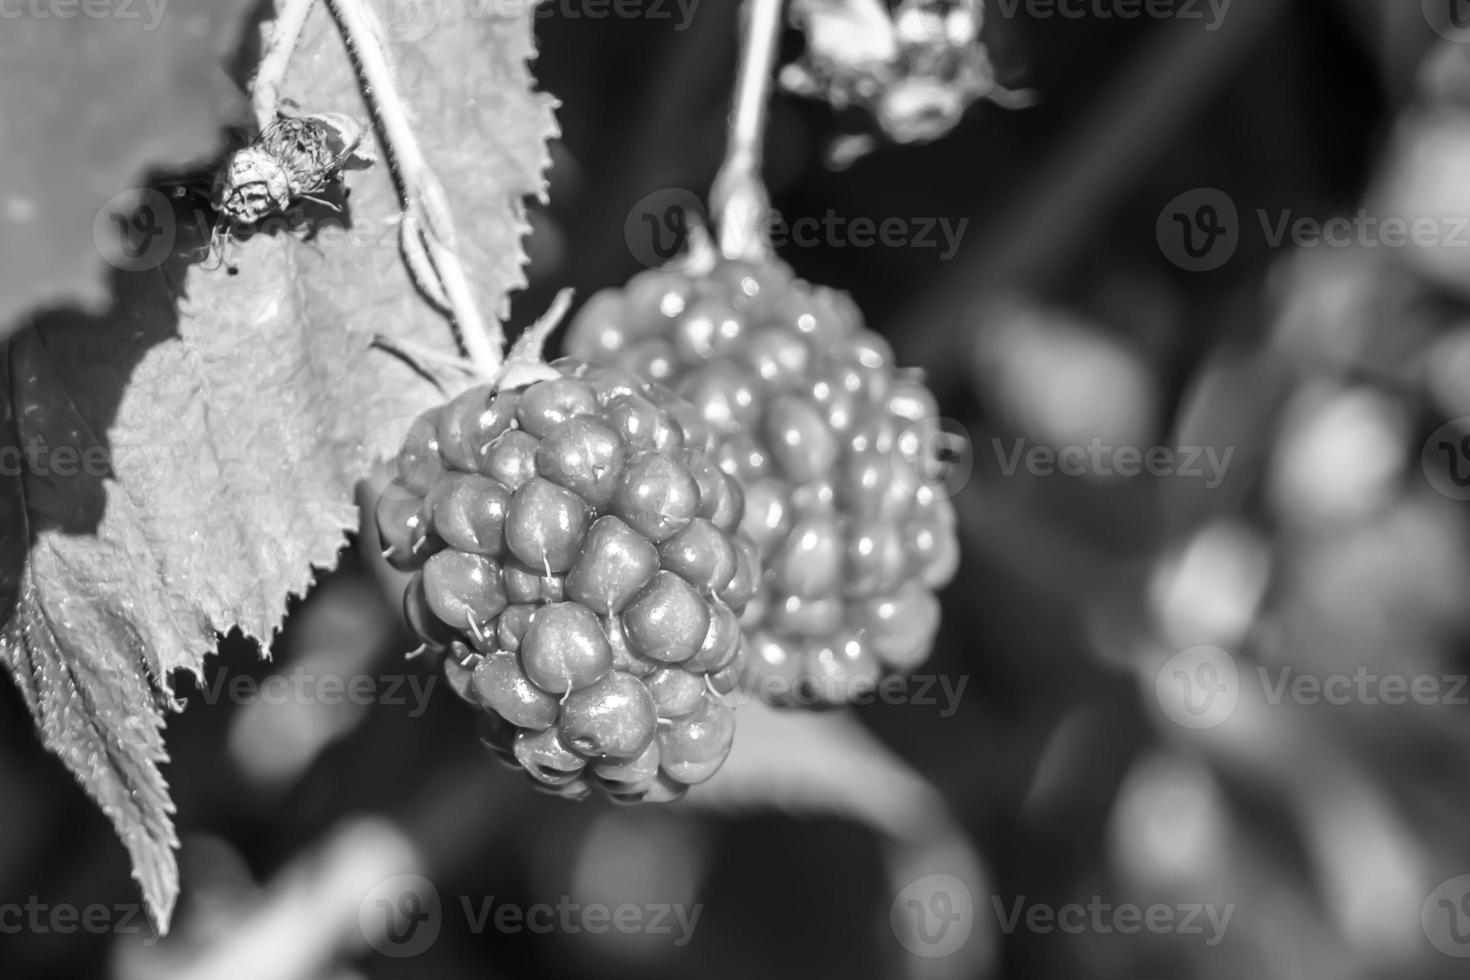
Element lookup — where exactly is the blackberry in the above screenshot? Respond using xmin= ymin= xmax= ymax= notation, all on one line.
xmin=565 ymin=258 xmax=959 ymax=707
xmin=378 ymin=363 xmax=748 ymax=800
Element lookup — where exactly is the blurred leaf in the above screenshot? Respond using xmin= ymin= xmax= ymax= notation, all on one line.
xmin=688 ymin=700 xmax=945 ymax=835
xmin=686 ymin=701 xmax=992 ymax=979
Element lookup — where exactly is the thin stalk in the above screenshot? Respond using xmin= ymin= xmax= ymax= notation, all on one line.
xmin=252 ymin=0 xmax=318 ymax=129
xmin=324 ymin=0 xmax=502 ymax=376
xmin=711 ymin=0 xmax=784 ymax=261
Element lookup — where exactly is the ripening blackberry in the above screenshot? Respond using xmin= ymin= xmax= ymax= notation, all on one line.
xmin=378 ymin=362 xmax=752 ymax=802
xmin=564 ymin=258 xmax=960 ymax=708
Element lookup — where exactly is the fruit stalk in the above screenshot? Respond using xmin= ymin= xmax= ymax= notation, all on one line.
xmin=325 ymin=0 xmax=503 ymax=376
xmin=711 ymin=0 xmax=784 ymax=262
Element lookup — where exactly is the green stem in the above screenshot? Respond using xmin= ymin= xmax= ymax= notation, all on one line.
xmin=711 ymin=0 xmax=784 ymax=262
xmin=324 ymin=0 xmax=501 ymax=376
xmin=252 ymin=0 xmax=318 ymax=130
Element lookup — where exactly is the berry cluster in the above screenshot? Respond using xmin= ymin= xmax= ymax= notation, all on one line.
xmin=378 ymin=363 xmax=755 ymax=801
xmin=565 ymin=258 xmax=959 ymax=708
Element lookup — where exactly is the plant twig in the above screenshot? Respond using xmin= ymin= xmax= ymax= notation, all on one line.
xmin=324 ymin=0 xmax=503 ymax=377
xmin=711 ymin=0 xmax=785 ymax=261
xmin=252 ymin=0 xmax=319 ymax=130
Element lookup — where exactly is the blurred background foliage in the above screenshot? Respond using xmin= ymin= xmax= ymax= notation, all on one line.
xmin=8 ymin=0 xmax=1470 ymax=977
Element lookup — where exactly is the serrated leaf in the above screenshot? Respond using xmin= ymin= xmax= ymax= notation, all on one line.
xmin=0 ymin=0 xmax=557 ymax=932
xmin=0 ymin=1 xmax=257 ymax=335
